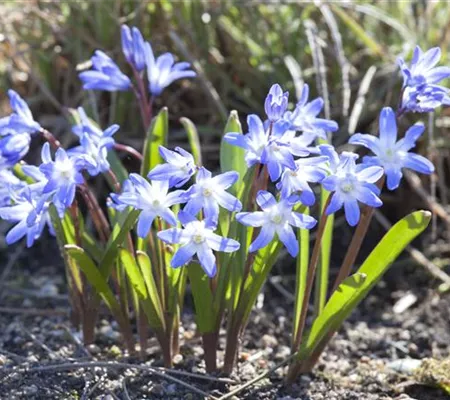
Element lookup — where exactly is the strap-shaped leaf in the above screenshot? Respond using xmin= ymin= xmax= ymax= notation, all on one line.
xmin=188 ymin=263 xmax=215 ymax=333
xmin=220 ymin=110 xmax=246 ymax=196
xmin=238 ymin=239 xmax=283 ymax=325
xmin=65 ymin=245 xmax=123 ymax=319
xmin=298 ymin=210 xmax=431 ymax=362
xmin=98 ymin=209 xmax=140 ymax=277
xmin=180 ymin=117 xmax=202 ymax=165
xmin=120 ymin=248 xmax=165 ymax=329
xmin=141 ymin=107 xmax=168 ymax=177
xmin=297 ymin=273 xmax=366 ymax=359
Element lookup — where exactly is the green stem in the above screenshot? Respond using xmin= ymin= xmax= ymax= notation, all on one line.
xmin=292 ymin=207 xmax=309 ymax=350
xmin=313 ymin=191 xmax=334 ymax=317
xmin=290 ymin=196 xmax=332 ymax=354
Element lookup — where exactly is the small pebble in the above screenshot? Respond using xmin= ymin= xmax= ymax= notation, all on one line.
xmin=173 ymin=353 xmax=183 ymax=365
xmin=150 ymin=383 xmax=165 ymax=396
xmin=23 ymin=385 xmax=38 ymax=396
xmin=87 ymin=344 xmax=100 ymax=355
xmin=261 ymin=334 xmax=278 ymax=348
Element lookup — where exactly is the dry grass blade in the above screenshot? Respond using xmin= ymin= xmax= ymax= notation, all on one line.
xmin=404 ymin=170 xmax=450 ymax=226
xmin=304 ymin=19 xmax=330 ymax=120
xmin=348 ymin=65 xmax=377 ymax=134
xmin=284 ymin=55 xmax=304 ymax=100
xmin=217 ymin=353 xmax=299 ymax=400
xmin=319 ymin=4 xmax=351 ymax=117
xmin=169 ymin=30 xmax=228 ymax=123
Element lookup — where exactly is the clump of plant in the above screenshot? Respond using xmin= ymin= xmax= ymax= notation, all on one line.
xmin=0 ymin=25 xmax=447 ymax=380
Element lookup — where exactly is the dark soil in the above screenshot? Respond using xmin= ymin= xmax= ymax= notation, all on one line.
xmin=0 ymin=236 xmax=450 ymax=400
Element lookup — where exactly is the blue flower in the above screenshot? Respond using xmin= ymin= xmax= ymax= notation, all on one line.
xmin=110 ymin=173 xmax=187 ymax=238
xmin=283 ymin=84 xmax=338 ymax=140
xmin=121 ymin=25 xmax=146 ymax=71
xmin=0 ymin=90 xmax=41 ymax=134
xmin=401 ymin=84 xmax=450 ymax=113
xmin=184 ymin=167 xmax=242 ymax=223
xmin=0 ymin=186 xmax=53 ymax=247
xmin=321 ymin=152 xmax=384 ymax=226
xmin=79 ymin=50 xmax=131 ymax=92
xmin=236 ymin=190 xmax=316 ymax=257
xmin=38 ymin=143 xmax=92 ymax=217
xmin=265 ymin=84 xmax=289 ymax=122
xmin=224 ymin=115 xmax=300 ymax=181
xmin=157 ymin=211 xmax=240 ymax=277
xmin=147 ymin=146 xmax=196 ymax=188
xmin=398 ymin=46 xmax=450 ymax=113
xmin=398 ymin=46 xmax=450 ymax=89
xmin=144 ymin=42 xmax=196 ymax=96
xmin=0 ymin=90 xmax=41 ymax=163
xmin=69 ymin=108 xmax=119 ymax=177
xmin=72 ymin=107 xmax=119 ymax=144
xmin=349 ymin=107 xmax=434 ymax=191
xmin=0 ymin=132 xmax=31 ymax=164
xmin=277 ymin=156 xmax=329 ymax=205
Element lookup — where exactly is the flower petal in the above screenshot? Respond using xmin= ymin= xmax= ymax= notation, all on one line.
xmin=344 ymin=198 xmax=360 ymax=226
xmin=256 ymin=190 xmax=277 ymax=210
xmin=249 ymin=225 xmax=275 ymax=253
xmin=205 ymin=231 xmax=240 ymax=252
xmin=276 ymin=225 xmax=298 ymax=257
xmin=171 ymin=242 xmax=197 ymax=268
xmin=236 ymin=211 xmax=266 ymax=227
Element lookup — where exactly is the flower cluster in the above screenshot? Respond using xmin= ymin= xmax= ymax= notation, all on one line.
xmin=80 ymin=25 xmax=196 ymax=96
xmin=399 ymin=46 xmax=450 ymax=112
xmin=0 ymin=40 xmax=443 ymax=277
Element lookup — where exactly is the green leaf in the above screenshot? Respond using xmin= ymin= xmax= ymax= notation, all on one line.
xmin=136 ymin=251 xmax=166 ymax=327
xmin=141 ymin=107 xmax=168 ymax=177
xmin=65 ymin=245 xmax=123 ymax=319
xmin=292 ymin=208 xmax=310 ymax=348
xmin=330 ymin=5 xmax=384 ymax=57
xmin=180 ymin=117 xmax=202 ymax=165
xmin=220 ymin=110 xmax=247 ymax=196
xmin=120 ymin=248 xmax=165 ymax=329
xmin=297 ymin=273 xmax=366 ymax=358
xmin=98 ymin=209 xmax=140 ymax=278
xmin=299 ymin=210 xmax=431 ymax=361
xmin=238 ymin=239 xmax=283 ymax=325
xmin=187 ymin=263 xmax=215 ymax=333
xmin=314 ymin=190 xmax=334 ymax=316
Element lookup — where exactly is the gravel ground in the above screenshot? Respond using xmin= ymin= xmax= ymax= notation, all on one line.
xmin=0 ymin=238 xmax=449 ymax=399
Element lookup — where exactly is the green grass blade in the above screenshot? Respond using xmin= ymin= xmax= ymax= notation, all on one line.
xmin=330 ymin=5 xmax=384 ymax=57
xmin=141 ymin=107 xmax=168 ymax=177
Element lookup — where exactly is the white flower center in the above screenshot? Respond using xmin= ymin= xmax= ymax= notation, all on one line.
xmin=56 ymin=162 xmax=74 ymax=180
xmin=271 ymin=214 xmax=283 ymax=224
xmin=202 ymin=188 xmax=213 ymax=197
xmin=192 ymin=234 xmax=204 ymax=244
xmin=341 ymin=182 xmax=354 ymax=193
xmin=152 ymin=199 xmax=160 ymax=207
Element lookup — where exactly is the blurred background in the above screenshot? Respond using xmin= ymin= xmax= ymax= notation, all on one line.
xmin=1 ymin=0 xmax=450 ymax=283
